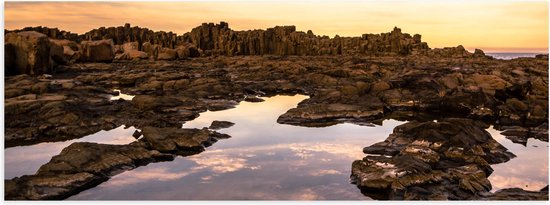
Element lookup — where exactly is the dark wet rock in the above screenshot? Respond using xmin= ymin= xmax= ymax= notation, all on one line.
xmin=132 ymin=130 xmax=142 ymax=139
xmin=141 ymin=126 xmax=230 ymax=154
xmin=277 ymin=94 xmax=384 ymax=127
xmin=483 ymin=187 xmax=548 ymax=200
xmin=5 ymin=126 xmax=232 ymax=200
xmin=351 ymin=118 xmax=517 ymax=200
xmin=244 ymin=95 xmax=265 ymax=102
xmin=278 ymin=103 xmax=383 ymax=127
xmin=131 ymin=95 xmax=182 ymax=111
xmin=498 ymin=123 xmax=548 ymax=146
xmin=203 ymin=99 xmax=239 ymax=111
xmin=5 ymin=142 xmax=174 ymax=200
xmin=209 ymin=120 xmax=235 ymax=130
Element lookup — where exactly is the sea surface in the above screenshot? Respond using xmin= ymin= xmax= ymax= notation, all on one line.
xmin=5 ymin=95 xmax=548 ymax=200
xmin=485 ymin=53 xmax=543 ymax=60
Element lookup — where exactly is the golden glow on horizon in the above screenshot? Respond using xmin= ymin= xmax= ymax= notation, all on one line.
xmin=4 ymin=1 xmax=548 ymax=52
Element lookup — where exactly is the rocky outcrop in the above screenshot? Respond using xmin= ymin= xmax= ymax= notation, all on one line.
xmin=348 ymin=118 xmax=546 ymax=200
xmin=209 ymin=120 xmax=235 ymax=130
xmin=114 ymin=41 xmax=149 ymax=60
xmin=157 ymin=48 xmax=178 ymax=60
xmin=50 ymin=39 xmax=82 ymax=64
xmin=181 ymin=23 xmax=433 ymax=56
xmin=5 ymin=31 xmax=52 ymax=75
xmin=80 ymin=39 xmax=115 ymax=62
xmin=82 ymin=23 xmax=180 ymax=49
xmin=8 ymin=22 xmax=490 ymax=59
xmin=8 ymin=26 xmax=80 ymax=42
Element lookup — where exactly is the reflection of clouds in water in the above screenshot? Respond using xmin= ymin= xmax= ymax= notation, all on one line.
xmin=67 ymin=95 xmax=402 ymax=200
xmin=108 ymin=167 xmax=194 ymax=187
xmin=288 ymin=143 xmax=366 ymax=160
xmin=292 ymin=188 xmax=320 ymax=200
xmin=189 ymin=152 xmax=250 ymax=173
xmin=5 ymin=125 xmax=137 ymax=179
xmin=489 ymin=175 xmax=547 ymax=191
xmin=310 ymin=169 xmax=342 ymax=176
xmin=487 ymin=127 xmax=549 ymax=192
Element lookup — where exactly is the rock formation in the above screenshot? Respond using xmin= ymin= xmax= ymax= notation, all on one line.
xmin=5 ymin=31 xmax=53 ymax=75
xmin=80 ymin=39 xmax=115 ymax=62
xmin=349 ymin=118 xmax=543 ymax=200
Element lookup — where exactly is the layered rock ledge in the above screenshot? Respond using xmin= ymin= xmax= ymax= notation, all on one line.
xmin=350 ymin=118 xmax=548 ymax=200
xmin=5 ymin=127 xmax=230 ymax=200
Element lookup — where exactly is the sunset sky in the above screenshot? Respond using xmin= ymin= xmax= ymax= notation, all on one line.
xmin=4 ymin=1 xmax=549 ymax=52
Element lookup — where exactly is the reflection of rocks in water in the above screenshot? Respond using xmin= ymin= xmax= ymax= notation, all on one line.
xmin=208 ymin=120 xmax=235 ymax=130
xmin=497 ymin=123 xmax=548 ymax=146
xmin=350 ymin=118 xmax=547 ymax=200
xmin=5 ymin=127 xmax=230 ymax=200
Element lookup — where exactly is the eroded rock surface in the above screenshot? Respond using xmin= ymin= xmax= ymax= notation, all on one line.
xmin=350 ymin=118 xmax=547 ymax=200
xmin=5 ymin=127 xmax=230 ymax=200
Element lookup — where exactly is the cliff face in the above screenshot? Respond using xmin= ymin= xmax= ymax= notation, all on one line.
xmin=181 ymin=22 xmax=429 ymax=56
xmin=7 ymin=22 xmax=432 ymax=56
xmin=82 ymin=23 xmax=183 ymax=50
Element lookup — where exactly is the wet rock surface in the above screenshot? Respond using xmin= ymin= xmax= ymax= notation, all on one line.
xmin=208 ymin=120 xmax=235 ymax=130
xmin=350 ymin=118 xmax=547 ymax=200
xmin=5 ymin=127 xmax=230 ymax=200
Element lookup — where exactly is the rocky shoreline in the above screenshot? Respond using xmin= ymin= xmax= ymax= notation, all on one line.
xmin=4 ymin=23 xmax=549 ymax=200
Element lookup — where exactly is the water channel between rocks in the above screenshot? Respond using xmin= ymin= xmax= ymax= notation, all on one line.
xmin=5 ymin=94 xmax=548 ymax=200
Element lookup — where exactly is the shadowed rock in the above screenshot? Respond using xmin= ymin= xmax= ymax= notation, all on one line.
xmin=5 ymin=127 xmax=231 ymax=200
xmin=209 ymin=120 xmax=235 ymax=130
xmin=5 ymin=31 xmax=52 ymax=75
xmin=350 ymin=118 xmax=529 ymax=200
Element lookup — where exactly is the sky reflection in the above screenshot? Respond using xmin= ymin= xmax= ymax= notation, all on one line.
xmin=10 ymin=94 xmax=544 ymax=200
xmin=70 ymin=95 xmax=402 ymax=200
xmin=487 ymin=127 xmax=549 ymax=192
xmin=4 ymin=125 xmax=138 ymax=179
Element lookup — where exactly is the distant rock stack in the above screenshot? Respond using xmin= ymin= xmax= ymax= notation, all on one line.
xmin=181 ymin=23 xmax=431 ymax=56
xmin=9 ymin=22 xmax=435 ymax=56
xmin=5 ymin=22 xmax=491 ymax=75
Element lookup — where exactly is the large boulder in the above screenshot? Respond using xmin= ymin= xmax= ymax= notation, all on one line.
xmin=122 ymin=41 xmax=139 ymax=52
xmin=5 ymin=31 xmax=52 ymax=75
xmin=50 ymin=39 xmax=81 ymax=63
xmin=351 ymin=118 xmax=517 ymax=200
xmin=114 ymin=50 xmax=149 ymax=60
xmin=142 ymin=42 xmax=160 ymax=60
xmin=80 ymin=39 xmax=114 ymax=62
xmin=176 ymin=43 xmax=201 ymax=59
xmin=157 ymin=48 xmax=178 ymax=60
xmin=49 ymin=40 xmax=67 ymax=66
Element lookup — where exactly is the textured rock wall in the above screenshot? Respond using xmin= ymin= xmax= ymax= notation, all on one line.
xmin=8 ymin=22 xmax=441 ymax=57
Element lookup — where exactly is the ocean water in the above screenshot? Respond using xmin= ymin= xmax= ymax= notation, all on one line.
xmin=486 ymin=53 xmax=544 ymax=60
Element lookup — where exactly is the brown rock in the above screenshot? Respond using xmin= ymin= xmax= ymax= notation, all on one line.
xmin=157 ymin=48 xmax=178 ymax=60
xmin=80 ymin=39 xmax=114 ymax=62
xmin=5 ymin=31 xmax=52 ymax=75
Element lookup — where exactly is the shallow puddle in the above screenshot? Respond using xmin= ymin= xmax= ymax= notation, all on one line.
xmin=110 ymin=89 xmax=135 ymax=101
xmin=487 ymin=128 xmax=549 ymax=192
xmin=5 ymin=125 xmax=139 ymax=179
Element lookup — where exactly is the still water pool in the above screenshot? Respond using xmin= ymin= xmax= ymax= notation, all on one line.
xmin=51 ymin=95 xmax=546 ymax=200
